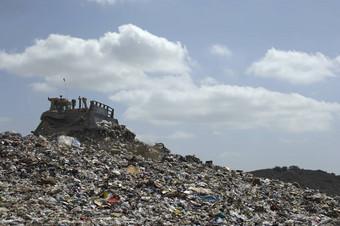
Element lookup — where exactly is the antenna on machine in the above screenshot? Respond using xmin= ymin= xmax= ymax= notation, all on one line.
xmin=63 ymin=78 xmax=68 ymax=99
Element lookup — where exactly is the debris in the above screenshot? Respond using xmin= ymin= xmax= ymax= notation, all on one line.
xmin=57 ymin=135 xmax=76 ymax=146
xmin=41 ymin=177 xmax=57 ymax=186
xmin=197 ymin=195 xmax=219 ymax=201
xmin=188 ymin=187 xmax=214 ymax=195
xmin=1 ymin=128 xmax=340 ymax=225
xmin=108 ymin=195 xmax=120 ymax=204
xmin=125 ymin=165 xmax=140 ymax=178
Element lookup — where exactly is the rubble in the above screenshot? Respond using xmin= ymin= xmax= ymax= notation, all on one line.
xmin=1 ymin=126 xmax=340 ymax=225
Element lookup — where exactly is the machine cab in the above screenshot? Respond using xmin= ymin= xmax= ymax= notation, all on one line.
xmin=48 ymin=96 xmax=71 ymax=114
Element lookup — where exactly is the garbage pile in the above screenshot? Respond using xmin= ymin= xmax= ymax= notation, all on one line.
xmin=1 ymin=125 xmax=340 ymax=225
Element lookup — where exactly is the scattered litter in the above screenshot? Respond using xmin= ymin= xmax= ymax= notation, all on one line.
xmin=1 ymin=128 xmax=340 ymax=225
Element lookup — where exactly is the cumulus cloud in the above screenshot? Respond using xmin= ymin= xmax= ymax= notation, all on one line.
xmin=28 ymin=82 xmax=57 ymax=92
xmin=247 ymin=48 xmax=339 ymax=85
xmin=0 ymin=24 xmax=190 ymax=92
xmin=210 ymin=44 xmax=232 ymax=57
xmin=1 ymin=25 xmax=340 ymax=133
xmin=110 ymin=84 xmax=340 ymax=132
xmin=200 ymin=77 xmax=219 ymax=86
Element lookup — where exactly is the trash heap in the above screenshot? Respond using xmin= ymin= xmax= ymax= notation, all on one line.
xmin=1 ymin=124 xmax=340 ymax=225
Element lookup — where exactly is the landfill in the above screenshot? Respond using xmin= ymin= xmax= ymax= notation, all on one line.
xmin=1 ymin=122 xmax=340 ymax=225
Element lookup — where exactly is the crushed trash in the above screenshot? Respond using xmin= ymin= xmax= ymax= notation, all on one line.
xmin=57 ymin=135 xmax=77 ymax=147
xmin=1 ymin=127 xmax=340 ymax=225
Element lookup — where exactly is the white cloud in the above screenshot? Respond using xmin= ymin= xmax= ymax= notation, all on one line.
xmin=247 ymin=48 xmax=339 ymax=85
xmin=110 ymin=84 xmax=340 ymax=133
xmin=28 ymin=82 xmax=57 ymax=92
xmin=210 ymin=44 xmax=232 ymax=57
xmin=167 ymin=131 xmax=195 ymax=140
xmin=0 ymin=117 xmax=11 ymax=124
xmin=0 ymin=24 xmax=190 ymax=92
xmin=200 ymin=77 xmax=219 ymax=86
xmin=1 ymin=25 xmax=340 ymax=133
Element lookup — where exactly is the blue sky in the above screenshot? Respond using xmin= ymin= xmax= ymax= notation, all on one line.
xmin=1 ymin=0 xmax=340 ymax=173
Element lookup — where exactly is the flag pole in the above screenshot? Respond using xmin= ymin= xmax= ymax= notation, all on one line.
xmin=63 ymin=78 xmax=68 ymax=99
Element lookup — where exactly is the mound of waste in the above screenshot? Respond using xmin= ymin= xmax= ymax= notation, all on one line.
xmin=1 ymin=123 xmax=340 ymax=225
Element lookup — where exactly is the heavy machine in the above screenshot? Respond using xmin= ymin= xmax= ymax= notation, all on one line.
xmin=33 ymin=96 xmax=119 ymax=136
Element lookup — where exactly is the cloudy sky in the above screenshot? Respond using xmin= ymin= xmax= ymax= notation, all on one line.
xmin=1 ymin=0 xmax=340 ymax=174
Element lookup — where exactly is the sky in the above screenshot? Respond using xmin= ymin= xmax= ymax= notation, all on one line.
xmin=1 ymin=0 xmax=340 ymax=174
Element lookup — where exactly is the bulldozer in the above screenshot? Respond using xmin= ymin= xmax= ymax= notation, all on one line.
xmin=33 ymin=95 xmax=119 ymax=136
